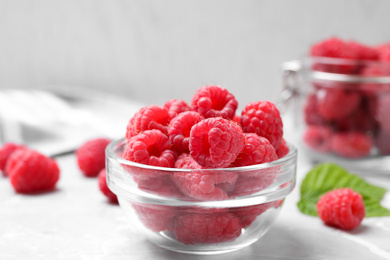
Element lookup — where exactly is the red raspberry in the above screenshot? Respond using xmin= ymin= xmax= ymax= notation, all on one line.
xmin=317 ymin=87 xmax=361 ymax=121
xmin=317 ymin=188 xmax=365 ymax=230
xmin=174 ymin=153 xmax=202 ymax=169
xmin=136 ymin=175 xmax=185 ymax=198
xmin=330 ymin=131 xmax=373 ymax=158
xmin=275 ymin=138 xmax=289 ymax=159
xmin=122 ymin=130 xmax=175 ymax=168
xmin=173 ymin=212 xmax=242 ymax=244
xmin=98 ymin=168 xmax=118 ymax=203
xmin=310 ymin=37 xmax=359 ymax=74
xmin=126 ymin=105 xmax=170 ymax=140
xmin=6 ymin=149 xmax=60 ymax=193
xmin=240 ymin=101 xmax=283 ymax=148
xmin=171 ymin=169 xmax=238 ymax=200
xmin=191 ymin=85 xmax=238 ymax=120
xmin=360 ymin=64 xmax=390 ymax=95
xmin=0 ymin=142 xmax=26 ymax=176
xmin=303 ymin=125 xmax=333 ymax=153
xmin=232 ymin=201 xmax=278 ymax=228
xmin=372 ymin=94 xmax=390 ymax=131
xmin=231 ymin=133 xmax=278 ymax=167
xmin=168 ymin=111 xmax=204 ymax=152
xmin=189 ymin=117 xmax=244 ymax=168
xmin=229 ymin=167 xmax=279 ymax=197
xmin=304 ymin=93 xmax=328 ymax=126
xmin=347 ymin=41 xmax=379 ymax=61
xmin=132 ymin=204 xmax=176 ymax=232
xmin=76 ymin=138 xmax=111 ymax=177
xmin=164 ymin=99 xmax=191 ymax=119
xmin=375 ymin=130 xmax=390 ymax=155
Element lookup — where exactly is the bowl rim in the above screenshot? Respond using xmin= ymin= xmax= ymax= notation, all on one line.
xmin=106 ymin=138 xmax=298 ymax=172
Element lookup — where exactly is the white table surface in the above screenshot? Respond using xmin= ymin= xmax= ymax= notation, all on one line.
xmin=1 ymin=94 xmax=390 ymax=260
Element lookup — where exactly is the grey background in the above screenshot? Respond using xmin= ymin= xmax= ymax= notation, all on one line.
xmin=1 ymin=0 xmax=389 ymax=108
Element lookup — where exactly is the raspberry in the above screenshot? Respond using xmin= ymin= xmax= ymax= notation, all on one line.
xmin=76 ymin=138 xmax=111 ymax=177
xmin=372 ymin=95 xmax=390 ymax=131
xmin=317 ymin=87 xmax=361 ymax=121
xmin=347 ymin=41 xmax=379 ymax=61
xmin=189 ymin=117 xmax=244 ymax=168
xmin=240 ymin=101 xmax=283 ymax=148
xmin=275 ymin=138 xmax=289 ymax=159
xmin=229 ymin=167 xmax=279 ymax=197
xmin=303 ymin=125 xmax=333 ymax=153
xmin=330 ymin=131 xmax=373 ymax=158
xmin=171 ymin=169 xmax=238 ymax=200
xmin=6 ymin=149 xmax=60 ymax=193
xmin=173 ymin=212 xmax=242 ymax=244
xmin=125 ymin=105 xmax=170 ymax=140
xmin=231 ymin=133 xmax=278 ymax=167
xmin=304 ymin=93 xmax=328 ymax=126
xmin=136 ymin=174 xmax=185 ymax=198
xmin=360 ymin=64 xmax=390 ymax=95
xmin=310 ymin=37 xmax=359 ymax=74
xmin=333 ymin=104 xmax=377 ymax=132
xmin=168 ymin=111 xmax=204 ymax=152
xmin=122 ymin=130 xmax=175 ymax=168
xmin=132 ymin=204 xmax=176 ymax=232
xmin=164 ymin=99 xmax=191 ymax=119
xmin=174 ymin=153 xmax=202 ymax=169
xmin=317 ymin=188 xmax=365 ymax=230
xmin=232 ymin=201 xmax=278 ymax=228
xmin=375 ymin=130 xmax=390 ymax=155
xmin=0 ymin=142 xmax=26 ymax=176
xmin=98 ymin=168 xmax=118 ymax=203
xmin=191 ymin=85 xmax=238 ymax=120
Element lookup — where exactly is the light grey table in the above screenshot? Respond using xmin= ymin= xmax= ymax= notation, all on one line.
xmin=1 ymin=93 xmax=390 ymax=260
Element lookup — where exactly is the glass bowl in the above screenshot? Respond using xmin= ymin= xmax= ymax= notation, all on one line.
xmin=281 ymin=57 xmax=390 ymax=174
xmin=106 ymin=139 xmax=297 ymax=255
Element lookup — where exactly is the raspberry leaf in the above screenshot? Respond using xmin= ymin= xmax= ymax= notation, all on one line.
xmin=298 ymin=163 xmax=390 ymax=217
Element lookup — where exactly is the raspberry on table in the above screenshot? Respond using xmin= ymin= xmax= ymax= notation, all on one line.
xmin=191 ymin=85 xmax=238 ymax=120
xmin=76 ymin=137 xmax=111 ymax=177
xmin=317 ymin=87 xmax=361 ymax=121
xmin=98 ymin=168 xmax=118 ymax=204
xmin=6 ymin=148 xmax=60 ymax=193
xmin=303 ymin=125 xmax=333 ymax=153
xmin=164 ymin=99 xmax=191 ymax=119
xmin=126 ymin=105 xmax=170 ymax=140
xmin=240 ymin=101 xmax=283 ymax=148
xmin=330 ymin=131 xmax=373 ymax=158
xmin=189 ymin=117 xmax=244 ymax=168
xmin=132 ymin=204 xmax=176 ymax=232
xmin=275 ymin=138 xmax=289 ymax=159
xmin=173 ymin=211 xmax=242 ymax=244
xmin=168 ymin=111 xmax=204 ymax=153
xmin=171 ymin=169 xmax=238 ymax=201
xmin=0 ymin=142 xmax=26 ymax=176
xmin=231 ymin=133 xmax=278 ymax=167
xmin=317 ymin=188 xmax=365 ymax=230
xmin=122 ymin=129 xmax=176 ymax=168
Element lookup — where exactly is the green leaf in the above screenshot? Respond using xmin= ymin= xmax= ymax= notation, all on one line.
xmin=298 ymin=163 xmax=390 ymax=217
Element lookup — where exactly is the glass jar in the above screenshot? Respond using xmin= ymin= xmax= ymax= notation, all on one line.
xmin=281 ymin=57 xmax=390 ymax=174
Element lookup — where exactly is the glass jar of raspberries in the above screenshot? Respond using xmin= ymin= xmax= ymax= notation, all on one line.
xmin=281 ymin=37 xmax=390 ymax=173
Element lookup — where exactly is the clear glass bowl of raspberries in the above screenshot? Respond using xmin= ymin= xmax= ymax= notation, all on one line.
xmin=106 ymin=138 xmax=297 ymax=255
xmin=281 ymin=37 xmax=390 ymax=174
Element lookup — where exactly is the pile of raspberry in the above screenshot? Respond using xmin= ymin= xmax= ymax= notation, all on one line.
xmin=304 ymin=37 xmax=390 ymax=158
xmin=120 ymin=85 xmax=289 ymax=245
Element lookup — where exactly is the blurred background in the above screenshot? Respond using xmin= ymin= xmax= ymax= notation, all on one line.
xmin=1 ymin=0 xmax=390 ymax=108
